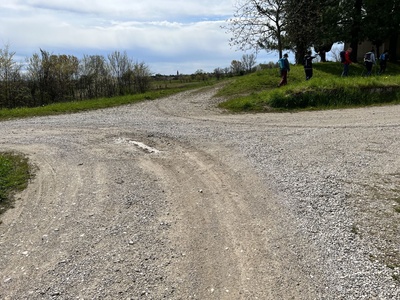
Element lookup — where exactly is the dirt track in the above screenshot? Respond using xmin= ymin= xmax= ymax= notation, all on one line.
xmin=0 ymin=86 xmax=399 ymax=299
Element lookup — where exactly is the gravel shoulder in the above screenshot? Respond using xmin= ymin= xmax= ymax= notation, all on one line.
xmin=0 ymin=86 xmax=399 ymax=299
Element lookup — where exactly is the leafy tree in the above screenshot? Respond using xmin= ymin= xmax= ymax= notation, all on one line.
xmin=334 ymin=0 xmax=399 ymax=61
xmin=387 ymin=0 xmax=400 ymax=61
xmin=284 ymin=0 xmax=318 ymax=63
xmin=333 ymin=0 xmax=364 ymax=62
xmin=363 ymin=0 xmax=400 ymax=60
xmin=312 ymin=3 xmax=342 ymax=62
xmin=285 ymin=0 xmax=340 ymax=63
xmin=348 ymin=0 xmax=364 ymax=62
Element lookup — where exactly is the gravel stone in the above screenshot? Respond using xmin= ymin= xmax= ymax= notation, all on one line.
xmin=0 ymin=86 xmax=399 ymax=299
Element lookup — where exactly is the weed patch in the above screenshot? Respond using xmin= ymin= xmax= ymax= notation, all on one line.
xmin=0 ymin=152 xmax=33 ymax=216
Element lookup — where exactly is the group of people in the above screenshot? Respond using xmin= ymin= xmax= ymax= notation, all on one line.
xmin=277 ymin=50 xmax=317 ymax=87
xmin=277 ymin=48 xmax=389 ymax=87
xmin=341 ymin=47 xmax=389 ymax=77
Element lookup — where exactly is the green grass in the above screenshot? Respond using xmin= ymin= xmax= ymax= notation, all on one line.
xmin=217 ymin=62 xmax=400 ymax=112
xmin=0 ymin=152 xmax=32 ymax=217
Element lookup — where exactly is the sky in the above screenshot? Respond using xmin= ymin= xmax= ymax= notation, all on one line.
xmin=0 ymin=0 xmax=280 ymax=75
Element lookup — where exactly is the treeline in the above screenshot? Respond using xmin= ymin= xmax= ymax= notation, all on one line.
xmin=227 ymin=0 xmax=400 ymax=63
xmin=0 ymin=46 xmax=152 ymax=109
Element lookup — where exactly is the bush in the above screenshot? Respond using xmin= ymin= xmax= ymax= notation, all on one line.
xmin=269 ymin=86 xmax=400 ymax=109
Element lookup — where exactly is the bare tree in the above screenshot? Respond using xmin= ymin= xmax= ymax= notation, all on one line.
xmin=26 ymin=52 xmax=42 ymax=106
xmin=32 ymin=50 xmax=79 ymax=103
xmin=108 ymin=51 xmax=132 ymax=95
xmin=224 ymin=0 xmax=288 ymax=58
xmin=241 ymin=53 xmax=257 ymax=73
xmin=78 ymin=55 xmax=110 ymax=98
xmin=214 ymin=67 xmax=224 ymax=80
xmin=0 ymin=44 xmax=23 ymax=108
xmin=230 ymin=60 xmax=243 ymax=75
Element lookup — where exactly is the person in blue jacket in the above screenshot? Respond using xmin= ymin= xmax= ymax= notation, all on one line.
xmin=278 ymin=53 xmax=290 ymax=87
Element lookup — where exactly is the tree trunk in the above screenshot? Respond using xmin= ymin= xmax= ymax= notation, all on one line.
xmin=296 ymin=44 xmax=307 ymax=65
xmin=319 ymin=51 xmax=327 ymax=62
xmin=389 ymin=32 xmax=398 ymax=61
xmin=350 ymin=0 xmax=363 ymax=63
xmin=314 ymin=43 xmax=333 ymax=62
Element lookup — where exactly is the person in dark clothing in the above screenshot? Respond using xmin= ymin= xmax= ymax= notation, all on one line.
xmin=278 ymin=53 xmax=290 ymax=87
xmin=379 ymin=51 xmax=389 ymax=74
xmin=303 ymin=50 xmax=317 ymax=80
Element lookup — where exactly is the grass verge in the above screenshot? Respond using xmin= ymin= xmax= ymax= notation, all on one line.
xmin=217 ymin=62 xmax=400 ymax=112
xmin=0 ymin=152 xmax=33 ymax=218
xmin=0 ymin=81 xmax=213 ymax=121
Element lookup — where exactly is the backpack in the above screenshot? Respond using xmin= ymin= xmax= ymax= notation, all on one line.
xmin=364 ymin=52 xmax=372 ymax=62
xmin=340 ymin=50 xmax=346 ymax=63
xmin=278 ymin=58 xmax=285 ymax=69
xmin=379 ymin=53 xmax=387 ymax=61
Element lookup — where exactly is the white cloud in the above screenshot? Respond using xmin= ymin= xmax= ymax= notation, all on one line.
xmin=11 ymin=0 xmax=235 ymax=21
xmin=0 ymin=0 xmax=278 ymax=74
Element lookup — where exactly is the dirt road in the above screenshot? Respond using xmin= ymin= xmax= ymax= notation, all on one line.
xmin=0 ymin=86 xmax=399 ymax=299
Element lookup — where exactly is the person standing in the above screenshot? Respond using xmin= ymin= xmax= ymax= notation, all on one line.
xmin=364 ymin=49 xmax=376 ymax=76
xmin=379 ymin=50 xmax=389 ymax=74
xmin=341 ymin=47 xmax=352 ymax=77
xmin=278 ymin=53 xmax=290 ymax=87
xmin=303 ymin=50 xmax=317 ymax=80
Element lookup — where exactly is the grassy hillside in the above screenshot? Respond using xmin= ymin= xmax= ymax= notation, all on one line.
xmin=217 ymin=62 xmax=400 ymax=112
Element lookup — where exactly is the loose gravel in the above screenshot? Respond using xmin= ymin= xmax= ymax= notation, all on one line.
xmin=0 ymin=86 xmax=399 ymax=299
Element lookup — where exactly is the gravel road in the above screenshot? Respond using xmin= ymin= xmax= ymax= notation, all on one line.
xmin=0 ymin=85 xmax=399 ymax=299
